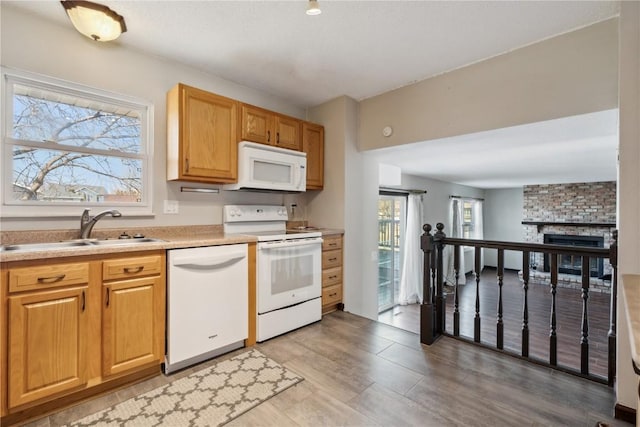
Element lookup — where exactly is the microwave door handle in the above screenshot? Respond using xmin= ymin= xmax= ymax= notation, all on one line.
xmin=297 ymin=165 xmax=305 ymax=190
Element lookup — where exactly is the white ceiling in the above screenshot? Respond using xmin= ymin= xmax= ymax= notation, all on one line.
xmin=5 ymin=1 xmax=621 ymax=189
xmin=370 ymin=109 xmax=619 ymax=189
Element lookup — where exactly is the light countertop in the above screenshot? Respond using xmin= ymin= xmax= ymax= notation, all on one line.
xmin=0 ymin=225 xmax=344 ymax=263
xmin=0 ymin=227 xmax=256 ymax=263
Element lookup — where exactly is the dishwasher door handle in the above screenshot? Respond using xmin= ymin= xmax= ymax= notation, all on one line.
xmin=171 ymin=253 xmax=246 ymax=269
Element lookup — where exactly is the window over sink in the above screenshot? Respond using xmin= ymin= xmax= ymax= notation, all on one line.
xmin=1 ymin=68 xmax=153 ymax=217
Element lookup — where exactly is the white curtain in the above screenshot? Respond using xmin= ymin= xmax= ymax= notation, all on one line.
xmin=444 ymin=199 xmax=466 ymax=285
xmin=473 ymin=200 xmax=484 ymax=273
xmin=398 ymin=194 xmax=424 ymax=305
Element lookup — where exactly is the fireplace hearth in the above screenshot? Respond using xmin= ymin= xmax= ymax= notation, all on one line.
xmin=543 ymin=234 xmax=604 ymax=277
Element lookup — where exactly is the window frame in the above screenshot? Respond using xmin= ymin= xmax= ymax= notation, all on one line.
xmin=1 ymin=67 xmax=154 ymax=218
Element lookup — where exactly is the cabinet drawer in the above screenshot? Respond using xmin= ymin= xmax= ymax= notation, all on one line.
xmin=322 ymin=284 xmax=342 ymax=306
xmin=322 ymin=235 xmax=342 ymax=251
xmin=322 ymin=267 xmax=342 ymax=288
xmin=322 ymin=249 xmax=342 ymax=269
xmin=103 ymin=255 xmax=163 ymax=281
xmin=9 ymin=263 xmax=89 ymax=292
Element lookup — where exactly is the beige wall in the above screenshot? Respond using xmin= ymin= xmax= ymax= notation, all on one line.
xmin=616 ymin=1 xmax=640 ymax=411
xmin=358 ymin=18 xmax=618 ymax=151
xmin=0 ymin=4 xmax=306 ymax=231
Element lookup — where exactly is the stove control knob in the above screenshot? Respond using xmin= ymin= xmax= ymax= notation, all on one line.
xmin=278 ymin=208 xmax=287 ymax=216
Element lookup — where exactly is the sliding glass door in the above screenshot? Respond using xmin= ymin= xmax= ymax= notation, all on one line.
xmin=378 ymin=194 xmax=406 ymax=313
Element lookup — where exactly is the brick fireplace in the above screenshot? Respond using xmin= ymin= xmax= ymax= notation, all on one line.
xmin=522 ymin=182 xmax=616 ymax=292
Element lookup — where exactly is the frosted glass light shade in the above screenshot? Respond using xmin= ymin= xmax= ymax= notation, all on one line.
xmin=306 ymin=0 xmax=321 ymax=16
xmin=61 ymin=1 xmax=127 ymax=42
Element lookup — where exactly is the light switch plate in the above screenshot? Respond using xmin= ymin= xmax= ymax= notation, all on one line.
xmin=164 ymin=200 xmax=179 ymax=214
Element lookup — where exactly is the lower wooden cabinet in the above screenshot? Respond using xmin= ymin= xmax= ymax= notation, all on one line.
xmin=1 ymin=251 xmax=166 ymax=420
xmin=8 ymin=286 xmax=88 ymax=408
xmin=321 ymin=233 xmax=344 ymax=314
xmin=102 ymin=276 xmax=164 ymax=377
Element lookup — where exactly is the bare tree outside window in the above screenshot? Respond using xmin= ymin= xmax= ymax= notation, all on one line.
xmin=4 ymin=74 xmax=149 ymax=208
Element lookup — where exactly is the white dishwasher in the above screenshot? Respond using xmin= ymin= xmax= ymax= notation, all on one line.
xmin=164 ymin=244 xmax=248 ymax=374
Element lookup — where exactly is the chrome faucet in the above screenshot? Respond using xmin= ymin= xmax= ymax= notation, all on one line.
xmin=80 ymin=209 xmax=122 ymax=239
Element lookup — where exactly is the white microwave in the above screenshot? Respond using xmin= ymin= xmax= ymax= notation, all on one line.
xmin=223 ymin=141 xmax=307 ymax=192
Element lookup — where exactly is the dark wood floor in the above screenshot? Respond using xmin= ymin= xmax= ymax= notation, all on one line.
xmin=379 ymin=268 xmax=612 ymax=379
xmin=27 ymin=311 xmax=627 ymax=426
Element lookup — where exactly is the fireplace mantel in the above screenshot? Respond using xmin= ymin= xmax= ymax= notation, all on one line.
xmin=522 ymin=221 xmax=616 ymax=233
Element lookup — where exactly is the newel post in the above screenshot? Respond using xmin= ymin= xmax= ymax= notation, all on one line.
xmin=434 ymin=223 xmax=446 ymax=335
xmin=420 ymin=224 xmax=436 ymax=345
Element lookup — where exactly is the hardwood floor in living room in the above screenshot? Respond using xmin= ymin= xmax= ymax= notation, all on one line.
xmin=378 ymin=267 xmax=613 ymax=380
xmin=27 ymin=310 xmax=627 ymax=426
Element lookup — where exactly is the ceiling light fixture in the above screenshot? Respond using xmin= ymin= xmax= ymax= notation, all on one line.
xmin=306 ymin=0 xmax=321 ymax=16
xmin=61 ymin=0 xmax=127 ymax=42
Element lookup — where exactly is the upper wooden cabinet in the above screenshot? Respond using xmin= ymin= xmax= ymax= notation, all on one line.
xmin=167 ymin=83 xmax=238 ymax=183
xmin=240 ymin=104 xmax=301 ymax=151
xmin=302 ymin=122 xmax=324 ymax=190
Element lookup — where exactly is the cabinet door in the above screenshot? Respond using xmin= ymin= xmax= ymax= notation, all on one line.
xmin=274 ymin=115 xmax=301 ymax=151
xmin=175 ymin=85 xmax=237 ymax=182
xmin=102 ymin=276 xmax=165 ymax=377
xmin=241 ymin=104 xmax=273 ymax=145
xmin=8 ymin=287 xmax=88 ymax=408
xmin=302 ymin=122 xmax=324 ymax=189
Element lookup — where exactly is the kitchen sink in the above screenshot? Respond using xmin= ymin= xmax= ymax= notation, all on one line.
xmin=0 ymin=240 xmax=94 ymax=252
xmin=0 ymin=238 xmax=165 ymax=253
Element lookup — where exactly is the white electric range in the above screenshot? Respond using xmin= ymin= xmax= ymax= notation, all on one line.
xmin=223 ymin=205 xmax=323 ymax=341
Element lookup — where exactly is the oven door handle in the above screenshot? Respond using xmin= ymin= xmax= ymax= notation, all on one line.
xmin=259 ymin=238 xmax=323 ymax=250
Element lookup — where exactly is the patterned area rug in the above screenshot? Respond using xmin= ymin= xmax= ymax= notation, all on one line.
xmin=68 ymin=349 xmax=303 ymax=426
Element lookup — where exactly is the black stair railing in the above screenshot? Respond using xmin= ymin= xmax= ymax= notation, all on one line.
xmin=419 ymin=223 xmax=618 ymax=386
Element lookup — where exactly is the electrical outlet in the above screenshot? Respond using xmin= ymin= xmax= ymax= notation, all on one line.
xmin=164 ymin=200 xmax=179 ymax=214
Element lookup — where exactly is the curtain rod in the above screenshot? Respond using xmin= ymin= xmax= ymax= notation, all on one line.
xmin=450 ymin=195 xmax=484 ymax=201
xmin=380 ymin=187 xmax=427 ymax=195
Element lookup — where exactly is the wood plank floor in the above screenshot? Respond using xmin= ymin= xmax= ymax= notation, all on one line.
xmin=379 ymin=267 xmax=612 ymax=379
xmin=24 ymin=311 xmax=627 ymax=426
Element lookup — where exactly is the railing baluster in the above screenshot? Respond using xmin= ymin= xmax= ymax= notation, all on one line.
xmin=581 ymin=255 xmax=590 ymax=375
xmin=431 ymin=242 xmax=436 ymax=305
xmin=521 ymin=251 xmax=529 ymax=357
xmin=453 ymin=244 xmax=460 ymax=336
xmin=608 ymin=230 xmax=618 ymax=386
xmin=497 ymin=249 xmax=504 ymax=350
xmin=474 ymin=246 xmax=481 ymax=343
xmin=550 ymin=253 xmax=558 ymax=366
